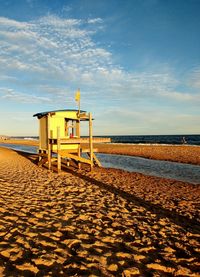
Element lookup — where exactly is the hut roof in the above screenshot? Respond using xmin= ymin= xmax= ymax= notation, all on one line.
xmin=33 ymin=109 xmax=86 ymax=119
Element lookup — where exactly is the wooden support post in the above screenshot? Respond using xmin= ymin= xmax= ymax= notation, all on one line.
xmin=48 ymin=142 xmax=51 ymax=170
xmin=39 ymin=119 xmax=42 ymax=152
xmin=78 ymin=145 xmax=81 ymax=169
xmin=57 ymin=126 xmax=61 ymax=172
xmin=89 ymin=112 xmax=93 ymax=170
xmin=76 ymin=115 xmax=81 ymax=169
xmin=86 ymin=152 xmax=102 ymax=167
xmin=47 ymin=115 xmax=51 ymax=170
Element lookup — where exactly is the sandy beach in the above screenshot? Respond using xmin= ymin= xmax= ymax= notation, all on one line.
xmin=0 ymin=146 xmax=199 ymax=276
xmin=0 ymin=139 xmax=38 ymax=147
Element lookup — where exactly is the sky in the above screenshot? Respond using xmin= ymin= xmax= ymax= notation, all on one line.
xmin=0 ymin=0 xmax=200 ymax=136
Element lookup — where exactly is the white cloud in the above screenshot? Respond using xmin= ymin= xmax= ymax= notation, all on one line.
xmin=62 ymin=5 xmax=72 ymax=13
xmin=0 ymin=88 xmax=51 ymax=104
xmin=0 ymin=17 xmax=30 ymax=29
xmin=188 ymin=67 xmax=200 ymax=89
xmin=159 ymin=90 xmax=200 ymax=102
xmin=0 ymin=15 xmax=113 ymax=87
xmin=0 ymin=14 xmax=199 ymax=136
xmin=0 ymin=14 xmax=199 ymax=109
xmin=87 ymin=18 xmax=103 ymax=24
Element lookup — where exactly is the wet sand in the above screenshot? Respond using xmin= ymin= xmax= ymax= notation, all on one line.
xmin=0 ymin=146 xmax=199 ymax=276
xmin=1 ymin=138 xmax=200 ymax=165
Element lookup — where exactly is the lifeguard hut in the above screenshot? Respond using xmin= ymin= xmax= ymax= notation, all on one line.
xmin=33 ymin=108 xmax=109 ymax=171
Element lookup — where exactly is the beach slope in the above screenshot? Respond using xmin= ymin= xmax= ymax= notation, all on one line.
xmin=0 ymin=147 xmax=199 ymax=276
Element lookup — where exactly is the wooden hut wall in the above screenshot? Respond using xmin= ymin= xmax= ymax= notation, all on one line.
xmin=39 ymin=116 xmax=48 ymax=150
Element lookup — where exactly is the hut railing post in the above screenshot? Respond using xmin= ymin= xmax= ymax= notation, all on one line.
xmin=39 ymin=119 xmax=42 ymax=152
xmin=47 ymin=114 xmax=51 ymax=170
xmin=48 ymin=142 xmax=51 ymax=170
xmin=77 ymin=118 xmax=81 ymax=169
xmin=89 ymin=112 xmax=93 ymax=170
xmin=57 ymin=126 xmax=61 ymax=172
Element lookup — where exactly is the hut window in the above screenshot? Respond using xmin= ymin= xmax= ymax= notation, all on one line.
xmin=65 ymin=119 xmax=76 ymax=137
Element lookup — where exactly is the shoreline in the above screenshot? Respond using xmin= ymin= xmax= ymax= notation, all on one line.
xmin=0 ymin=146 xmax=199 ymax=276
xmin=94 ymin=143 xmax=200 ymax=166
xmin=1 ymin=138 xmax=200 ymax=166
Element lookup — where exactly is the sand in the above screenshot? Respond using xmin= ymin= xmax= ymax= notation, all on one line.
xmin=1 ymin=138 xmax=200 ymax=165
xmin=0 ymin=139 xmax=38 ymax=147
xmin=0 ymin=146 xmax=199 ymax=276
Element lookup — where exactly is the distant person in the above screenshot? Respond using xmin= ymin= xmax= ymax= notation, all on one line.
xmin=182 ymin=136 xmax=187 ymax=144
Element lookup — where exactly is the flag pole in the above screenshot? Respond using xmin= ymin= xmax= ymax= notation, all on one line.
xmin=75 ymin=89 xmax=81 ymax=138
xmin=78 ymin=88 xmax=80 ymax=118
xmin=75 ymin=88 xmax=81 ymax=118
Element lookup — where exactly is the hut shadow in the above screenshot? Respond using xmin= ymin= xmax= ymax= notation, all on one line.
xmin=15 ymin=150 xmax=39 ymax=165
xmin=15 ymin=149 xmax=200 ymax=234
xmin=63 ymin=167 xmax=200 ymax=234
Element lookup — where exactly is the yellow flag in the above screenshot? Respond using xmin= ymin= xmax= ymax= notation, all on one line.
xmin=75 ymin=89 xmax=80 ymax=102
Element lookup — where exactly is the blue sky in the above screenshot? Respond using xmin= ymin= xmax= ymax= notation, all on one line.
xmin=0 ymin=0 xmax=199 ymax=136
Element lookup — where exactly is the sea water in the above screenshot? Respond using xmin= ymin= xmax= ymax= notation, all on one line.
xmin=107 ymin=134 xmax=200 ymax=145
xmin=96 ymin=153 xmax=200 ymax=185
xmin=0 ymin=143 xmax=199 ymax=185
xmin=11 ymin=134 xmax=200 ymax=145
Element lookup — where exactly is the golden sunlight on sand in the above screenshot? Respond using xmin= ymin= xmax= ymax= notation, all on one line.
xmin=0 ymin=147 xmax=199 ymax=276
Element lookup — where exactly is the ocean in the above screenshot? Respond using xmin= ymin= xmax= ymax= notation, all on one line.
xmin=11 ymin=134 xmax=200 ymax=145
xmin=107 ymin=134 xmax=200 ymax=145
